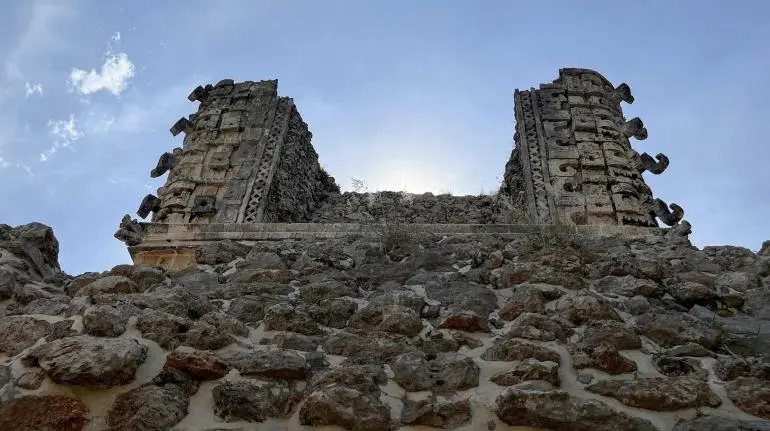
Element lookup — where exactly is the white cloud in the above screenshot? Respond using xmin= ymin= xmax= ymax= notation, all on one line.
xmin=111 ymin=31 xmax=121 ymax=42
xmin=69 ymin=52 xmax=136 ymax=96
xmin=24 ymin=82 xmax=43 ymax=97
xmin=0 ymin=157 xmax=8 ymax=169
xmin=41 ymin=114 xmax=83 ymax=161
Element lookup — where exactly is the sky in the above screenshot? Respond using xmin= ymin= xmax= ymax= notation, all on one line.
xmin=0 ymin=0 xmax=768 ymax=276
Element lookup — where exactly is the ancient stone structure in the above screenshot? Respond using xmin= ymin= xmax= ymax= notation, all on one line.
xmin=116 ymin=69 xmax=686 ymax=270
xmin=501 ymin=68 xmax=682 ymax=227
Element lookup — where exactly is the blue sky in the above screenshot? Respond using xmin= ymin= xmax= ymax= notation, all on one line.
xmin=0 ymin=0 xmax=768 ymax=275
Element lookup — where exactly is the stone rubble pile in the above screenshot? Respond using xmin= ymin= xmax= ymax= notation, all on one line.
xmin=1 ymin=222 xmax=770 ymax=430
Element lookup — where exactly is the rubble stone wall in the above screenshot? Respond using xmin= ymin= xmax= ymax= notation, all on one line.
xmin=3 ymin=222 xmax=770 ymax=430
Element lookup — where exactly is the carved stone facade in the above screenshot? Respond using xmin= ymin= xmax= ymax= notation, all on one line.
xmin=115 ymin=70 xmax=685 ymax=270
xmin=501 ymin=68 xmax=683 ymax=227
xmin=137 ymin=79 xmax=339 ymax=227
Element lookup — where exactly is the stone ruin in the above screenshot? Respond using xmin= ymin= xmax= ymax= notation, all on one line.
xmin=3 ymin=67 xmax=770 ymax=431
xmin=115 ymin=68 xmax=685 ymax=270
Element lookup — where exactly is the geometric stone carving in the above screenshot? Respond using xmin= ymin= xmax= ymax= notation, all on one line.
xmin=191 ymin=196 xmax=217 ymax=216
xmin=170 ymin=117 xmax=194 ymax=137
xmin=137 ymin=194 xmax=161 ymax=219
xmin=653 ymin=198 xmax=684 ymax=226
xmin=113 ymin=214 xmax=145 ymax=246
xmin=504 ymin=68 xmax=678 ymax=227
xmin=639 ymin=152 xmax=669 ymax=175
xmin=187 ymin=85 xmax=209 ymax=102
xmin=150 ymin=148 xmax=182 ymax=178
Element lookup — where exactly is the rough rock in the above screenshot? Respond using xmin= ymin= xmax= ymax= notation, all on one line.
xmin=0 ymin=315 xmax=51 ymax=356
xmin=212 ymin=379 xmax=296 ymax=422
xmin=390 ymin=351 xmax=479 ymax=392
xmin=0 ymin=395 xmax=87 ymax=431
xmin=496 ymin=388 xmax=657 ymax=431
xmin=634 ymin=309 xmax=720 ymax=348
xmin=586 ymin=376 xmax=721 ymax=410
xmin=165 ymin=346 xmax=229 ymax=380
xmin=107 ymin=384 xmax=190 ymax=431
xmin=725 ymin=377 xmax=770 ymax=419
xmin=482 ymin=338 xmax=561 ymax=363
xmin=299 ymin=386 xmax=391 ymax=431
xmin=506 ymin=312 xmax=573 ymax=342
xmin=673 ymin=414 xmax=770 ymax=430
xmin=554 ymin=292 xmax=622 ymax=324
xmin=490 ymin=359 xmax=560 ymax=387
xmin=401 ymin=396 xmax=472 ymax=429
xmin=217 ymin=346 xmax=310 ymax=380
xmin=350 ymin=304 xmax=423 ymax=337
xmin=264 ymin=302 xmax=325 ymax=335
xmin=83 ymin=304 xmax=132 ymax=337
xmin=76 ymin=275 xmax=136 ymax=296
xmin=26 ymin=335 xmax=148 ymax=388
xmin=499 ymin=284 xmax=546 ymax=320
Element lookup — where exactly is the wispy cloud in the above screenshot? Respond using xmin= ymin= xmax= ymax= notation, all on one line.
xmin=24 ymin=82 xmax=43 ymax=97
xmin=0 ymin=157 xmax=9 ymax=169
xmin=68 ymin=32 xmax=135 ymax=96
xmin=41 ymin=114 xmax=83 ymax=161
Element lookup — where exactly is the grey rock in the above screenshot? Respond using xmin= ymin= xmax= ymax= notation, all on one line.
xmin=586 ymin=376 xmax=721 ymax=411
xmin=490 ymin=359 xmax=560 ymax=387
xmin=195 ymin=240 xmax=251 ymax=265
xmin=401 ymin=396 xmax=472 ymax=429
xmin=725 ymin=376 xmax=770 ymax=419
xmin=76 ymin=275 xmax=136 ymax=296
xmin=217 ymin=346 xmax=310 ymax=380
xmin=391 ymin=351 xmax=479 ymax=392
xmin=107 ymin=384 xmax=189 ymax=431
xmin=28 ymin=335 xmax=147 ymax=387
xmin=496 ymin=388 xmax=657 ymax=431
xmin=83 ymin=304 xmax=132 ymax=337
xmin=299 ymin=279 xmax=359 ymax=303
xmin=634 ymin=309 xmax=720 ymax=348
xmin=264 ymin=302 xmax=325 ymax=335
xmin=299 ymin=386 xmax=391 ymax=431
xmin=0 ymin=315 xmax=51 ymax=356
xmin=673 ymin=415 xmax=770 ymax=431
xmin=350 ymin=304 xmax=423 ymax=337
xmin=212 ymin=379 xmax=296 ymax=422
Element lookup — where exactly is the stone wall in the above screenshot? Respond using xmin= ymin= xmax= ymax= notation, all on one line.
xmin=309 ymin=191 xmax=525 ymax=224
xmin=262 ymin=105 xmax=340 ymax=222
xmin=3 ymin=222 xmax=770 ymax=430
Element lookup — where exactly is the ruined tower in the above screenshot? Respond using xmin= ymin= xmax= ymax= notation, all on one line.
xmin=116 ymin=69 xmax=685 ymax=270
xmin=115 ymin=79 xmax=339 ymax=268
xmin=500 ymin=68 xmax=682 ymax=227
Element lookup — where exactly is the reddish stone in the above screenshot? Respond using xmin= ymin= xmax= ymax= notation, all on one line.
xmin=438 ymin=311 xmax=490 ymax=332
xmin=0 ymin=395 xmax=87 ymax=431
xmin=165 ymin=346 xmax=229 ymax=380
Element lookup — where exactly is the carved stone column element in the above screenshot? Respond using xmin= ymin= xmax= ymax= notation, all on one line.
xmin=505 ymin=68 xmax=681 ymax=227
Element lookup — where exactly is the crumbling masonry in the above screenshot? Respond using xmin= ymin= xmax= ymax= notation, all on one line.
xmin=116 ymin=69 xmax=685 ymax=270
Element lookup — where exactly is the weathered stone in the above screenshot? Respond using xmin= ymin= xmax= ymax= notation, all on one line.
xmin=496 ymin=388 xmax=657 ymax=431
xmin=15 ymin=367 xmax=46 ymax=389
xmin=165 ymin=346 xmax=229 ymax=380
xmin=83 ymin=304 xmax=132 ymax=337
xmin=506 ymin=312 xmax=573 ymax=342
xmin=586 ymin=376 xmax=721 ymax=411
xmin=490 ymin=359 xmax=560 ymax=387
xmin=391 ymin=351 xmax=479 ymax=392
xmin=673 ymin=415 xmax=770 ymax=431
xmin=299 ymin=386 xmax=391 ymax=431
xmin=270 ymin=332 xmax=321 ymax=352
xmin=299 ymin=279 xmax=359 ymax=303
xmin=212 ymin=379 xmax=296 ymax=422
xmin=554 ymin=292 xmax=622 ymax=324
xmin=226 ymin=294 xmax=284 ymax=323
xmin=135 ymin=309 xmax=191 ymax=350
xmin=437 ymin=310 xmax=491 ymax=332
xmin=715 ymin=356 xmax=770 ymax=381
xmin=593 ymin=275 xmax=663 ymax=298
xmin=0 ymin=315 xmax=51 ymax=356
xmin=302 ymin=297 xmax=359 ymax=328
xmin=107 ymin=384 xmax=189 ymax=431
xmin=401 ymin=396 xmax=473 ymax=429
xmin=634 ymin=309 xmax=720 ymax=348
xmin=500 ymin=284 xmax=546 ymax=320
xmin=0 ymin=395 xmax=87 ymax=431
xmin=195 ymin=240 xmax=251 ymax=265
xmin=350 ymin=304 xmax=423 ymax=337
xmin=108 ymin=264 xmax=166 ymax=292
xmin=27 ymin=335 xmax=148 ymax=388
xmin=367 ymin=289 xmax=426 ymax=314
xmin=310 ymin=364 xmax=387 ymax=394
xmin=425 ymin=280 xmax=498 ymax=317
xmin=217 ymin=346 xmax=310 ymax=380
xmin=482 ymin=338 xmax=561 ymax=363
xmin=76 ymin=275 xmax=136 ymax=296
xmin=0 ymin=267 xmax=17 ymax=299
xmin=199 ymin=310 xmax=249 ymax=337
xmin=323 ymin=330 xmax=416 ymax=361
xmin=725 ymin=376 xmax=770 ymax=419
xmin=264 ymin=302 xmax=325 ymax=336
